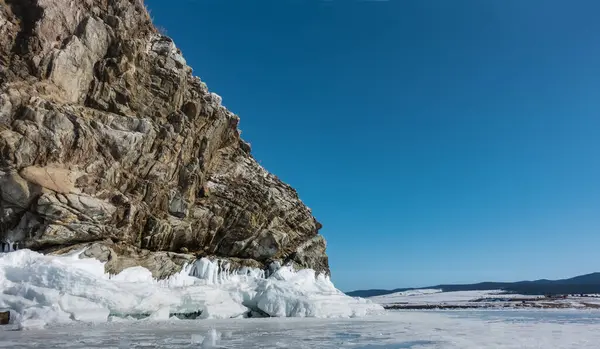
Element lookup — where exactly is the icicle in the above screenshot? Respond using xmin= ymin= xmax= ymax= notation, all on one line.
xmin=188 ymin=257 xmax=267 ymax=284
xmin=189 ymin=258 xmax=220 ymax=284
xmin=0 ymin=241 xmax=13 ymax=253
xmin=219 ymin=261 xmax=231 ymax=283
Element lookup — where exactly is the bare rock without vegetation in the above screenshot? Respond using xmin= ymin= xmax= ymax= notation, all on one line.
xmin=0 ymin=310 xmax=9 ymax=325
xmin=0 ymin=0 xmax=328 ymax=277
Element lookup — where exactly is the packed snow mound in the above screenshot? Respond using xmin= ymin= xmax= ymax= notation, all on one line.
xmin=0 ymin=250 xmax=382 ymax=329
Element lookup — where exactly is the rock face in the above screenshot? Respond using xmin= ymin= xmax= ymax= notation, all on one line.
xmin=0 ymin=310 xmax=9 ymax=325
xmin=0 ymin=0 xmax=328 ymax=277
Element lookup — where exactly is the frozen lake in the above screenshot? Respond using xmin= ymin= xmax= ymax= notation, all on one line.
xmin=2 ymin=310 xmax=600 ymax=348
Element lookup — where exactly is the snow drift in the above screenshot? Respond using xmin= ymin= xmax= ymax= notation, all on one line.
xmin=0 ymin=249 xmax=382 ymax=329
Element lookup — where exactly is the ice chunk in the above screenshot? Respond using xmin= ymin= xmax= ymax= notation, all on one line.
xmin=16 ymin=305 xmax=71 ymax=330
xmin=110 ymin=266 xmax=154 ymax=283
xmin=148 ymin=307 xmax=170 ymax=321
xmin=189 ymin=258 xmax=221 ymax=284
xmin=58 ymin=294 xmax=110 ymax=322
xmin=0 ymin=249 xmax=382 ymax=329
xmin=253 ymin=266 xmax=380 ymax=318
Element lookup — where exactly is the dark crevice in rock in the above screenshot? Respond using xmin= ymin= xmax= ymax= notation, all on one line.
xmin=6 ymin=0 xmax=43 ymax=71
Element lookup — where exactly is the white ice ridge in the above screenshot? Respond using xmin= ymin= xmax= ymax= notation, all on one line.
xmin=0 ymin=249 xmax=382 ymax=329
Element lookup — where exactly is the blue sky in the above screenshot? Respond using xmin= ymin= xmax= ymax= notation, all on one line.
xmin=145 ymin=0 xmax=600 ymax=291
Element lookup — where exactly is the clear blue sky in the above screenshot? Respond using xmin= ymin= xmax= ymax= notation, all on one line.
xmin=145 ymin=0 xmax=600 ymax=291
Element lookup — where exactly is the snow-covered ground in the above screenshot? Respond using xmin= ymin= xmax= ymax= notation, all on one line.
xmin=3 ymin=249 xmax=600 ymax=348
xmin=0 ymin=249 xmax=382 ymax=329
xmin=369 ymin=289 xmax=600 ymax=309
xmin=369 ymin=289 xmax=537 ymax=305
xmin=2 ymin=310 xmax=600 ymax=348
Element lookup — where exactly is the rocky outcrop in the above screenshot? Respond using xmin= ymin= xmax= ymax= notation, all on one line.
xmin=0 ymin=0 xmax=328 ymax=277
xmin=0 ymin=310 xmax=9 ymax=325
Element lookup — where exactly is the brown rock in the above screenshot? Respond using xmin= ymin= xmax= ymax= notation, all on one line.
xmin=0 ymin=0 xmax=329 ymax=277
xmin=19 ymin=166 xmax=79 ymax=194
xmin=0 ymin=311 xmax=9 ymax=325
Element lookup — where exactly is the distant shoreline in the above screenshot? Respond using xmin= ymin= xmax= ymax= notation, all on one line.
xmin=381 ymin=296 xmax=600 ymax=310
xmin=348 ymin=272 xmax=600 ymax=298
xmin=367 ymin=289 xmax=600 ymax=311
xmin=383 ymin=302 xmax=600 ymax=310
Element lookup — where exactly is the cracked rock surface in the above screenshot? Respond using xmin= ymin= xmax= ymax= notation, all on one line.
xmin=0 ymin=0 xmax=328 ymax=278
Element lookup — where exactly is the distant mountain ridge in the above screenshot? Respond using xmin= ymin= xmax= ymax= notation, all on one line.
xmin=347 ymin=272 xmax=600 ymax=298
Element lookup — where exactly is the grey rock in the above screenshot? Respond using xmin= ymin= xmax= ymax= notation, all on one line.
xmin=0 ymin=171 xmax=37 ymax=208
xmin=48 ymin=16 xmax=111 ymax=103
xmin=0 ymin=0 xmax=328 ymax=277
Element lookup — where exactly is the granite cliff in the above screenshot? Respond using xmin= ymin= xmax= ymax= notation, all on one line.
xmin=0 ymin=0 xmax=328 ymax=277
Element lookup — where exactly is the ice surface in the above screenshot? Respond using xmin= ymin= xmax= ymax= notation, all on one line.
xmin=0 ymin=249 xmax=382 ymax=329
xmin=200 ymin=328 xmax=221 ymax=348
xmin=2 ymin=310 xmax=600 ymax=348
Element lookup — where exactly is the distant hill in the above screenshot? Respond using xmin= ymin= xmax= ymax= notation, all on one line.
xmin=347 ymin=272 xmax=600 ymax=298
